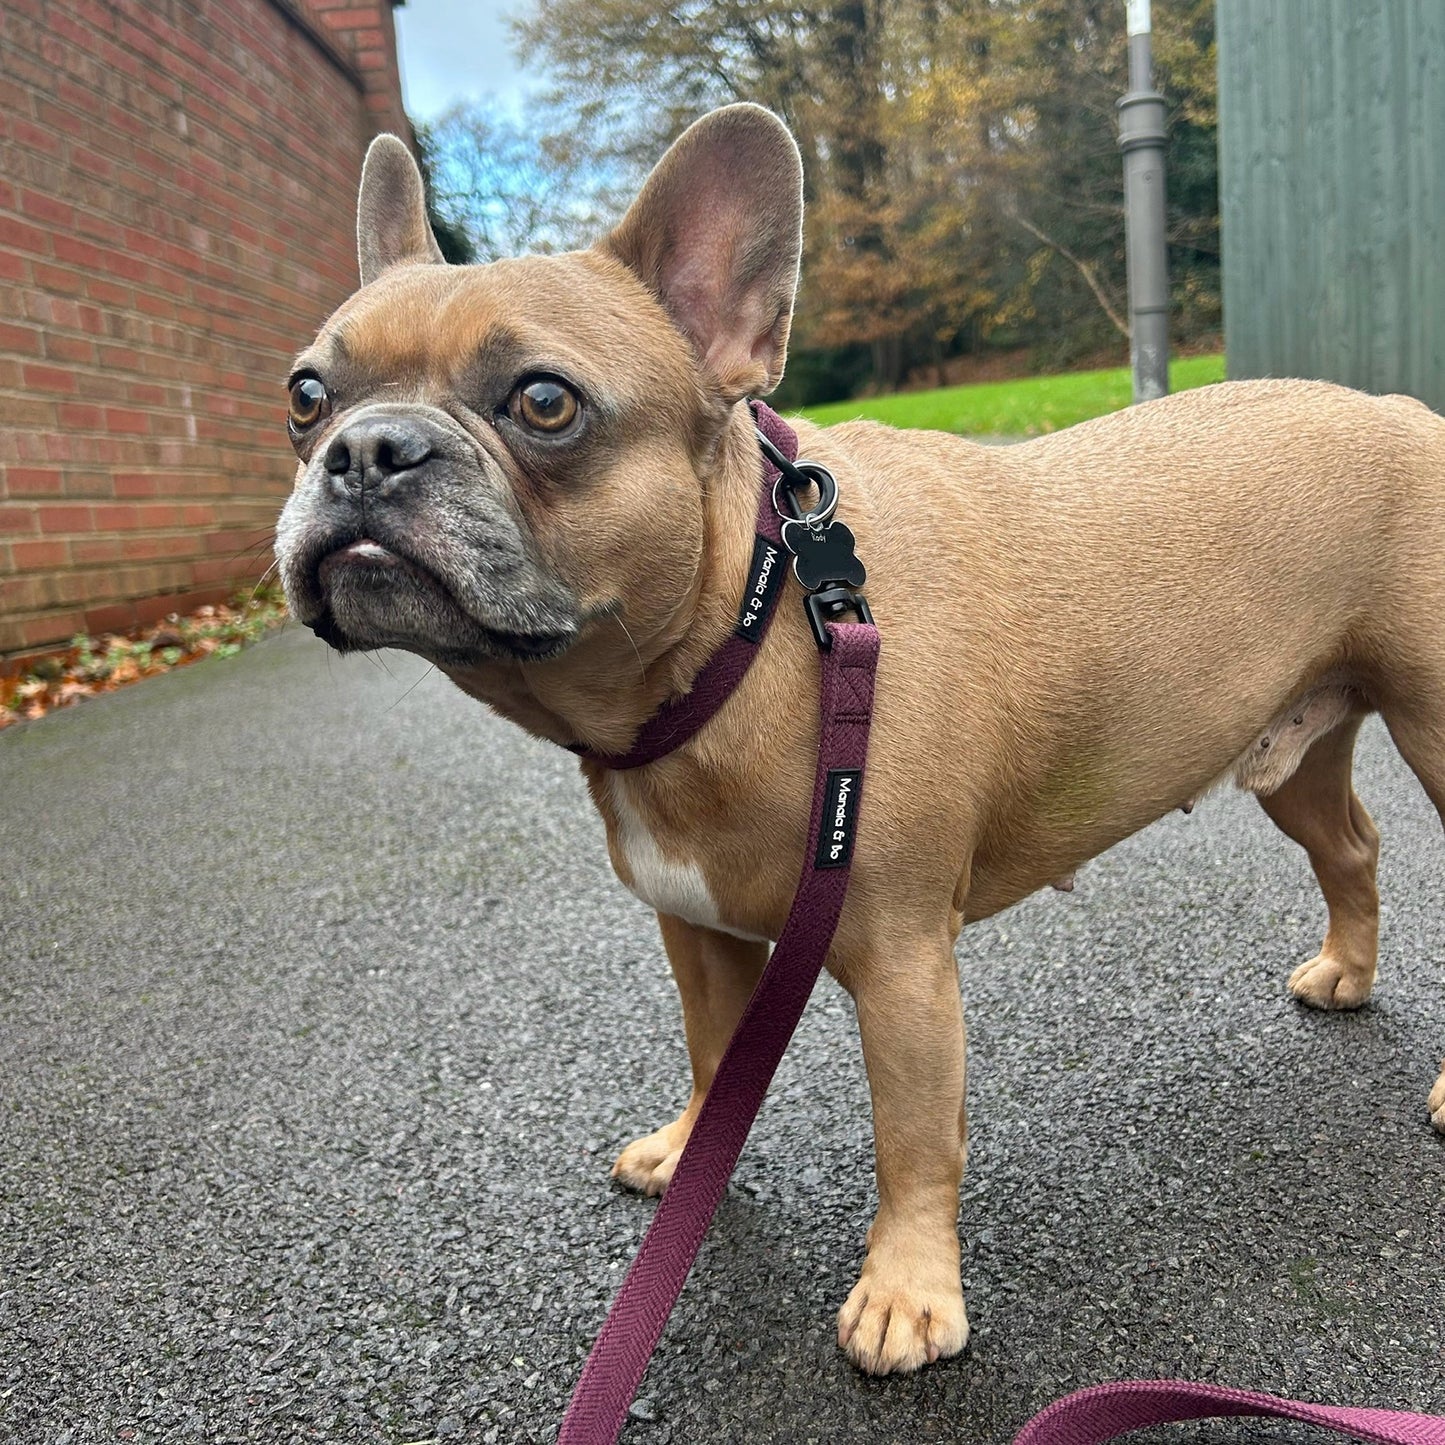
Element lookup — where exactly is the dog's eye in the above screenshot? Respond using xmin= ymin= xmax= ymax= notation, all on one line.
xmin=510 ymin=378 xmax=580 ymax=435
xmin=287 ymin=375 xmax=331 ymax=431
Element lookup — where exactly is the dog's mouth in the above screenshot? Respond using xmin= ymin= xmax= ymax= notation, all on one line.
xmin=315 ymin=538 xmax=446 ymax=603
xmin=304 ymin=535 xmax=579 ymax=663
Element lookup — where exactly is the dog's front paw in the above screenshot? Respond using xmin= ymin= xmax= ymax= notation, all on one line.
xmin=1288 ymin=952 xmax=1374 ymax=1010
xmin=836 ymin=1244 xmax=968 ymax=1374
xmin=611 ymin=1113 xmax=694 ymax=1197
xmin=1429 ymin=1064 xmax=1445 ymax=1135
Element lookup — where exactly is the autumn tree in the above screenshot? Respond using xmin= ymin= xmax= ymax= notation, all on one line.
xmin=511 ymin=0 xmax=946 ymax=386
xmin=913 ymin=0 xmax=1218 ymax=366
xmin=424 ymin=0 xmax=1222 ymax=399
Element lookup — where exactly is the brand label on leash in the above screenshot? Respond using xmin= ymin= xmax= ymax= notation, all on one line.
xmin=815 ymin=768 xmax=862 ymax=869
xmin=734 ymin=535 xmax=785 ymax=642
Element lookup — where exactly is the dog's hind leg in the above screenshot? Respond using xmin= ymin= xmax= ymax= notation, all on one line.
xmin=610 ymin=912 xmax=766 ymax=1195
xmin=1256 ymin=715 xmax=1381 ymax=1010
xmin=1377 ymin=702 xmax=1445 ymax=1132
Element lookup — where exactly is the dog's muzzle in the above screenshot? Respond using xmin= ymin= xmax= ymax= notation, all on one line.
xmin=275 ymin=405 xmax=583 ymax=665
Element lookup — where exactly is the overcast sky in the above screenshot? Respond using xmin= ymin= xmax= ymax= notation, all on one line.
xmin=393 ymin=0 xmax=541 ymax=121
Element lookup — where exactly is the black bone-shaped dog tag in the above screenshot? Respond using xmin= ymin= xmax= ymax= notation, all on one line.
xmin=780 ymin=518 xmax=866 ymax=591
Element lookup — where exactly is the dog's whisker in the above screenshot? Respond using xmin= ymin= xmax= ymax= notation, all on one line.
xmin=387 ymin=663 xmax=436 ymax=712
xmin=248 ymin=560 xmax=280 ymax=604
xmin=224 ymin=532 xmax=279 ymax=565
xmin=612 ymin=612 xmax=645 ymax=684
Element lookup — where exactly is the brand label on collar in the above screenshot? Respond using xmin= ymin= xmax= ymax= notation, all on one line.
xmin=814 ymin=768 xmax=862 ymax=869
xmin=734 ymin=534 xmax=784 ymax=642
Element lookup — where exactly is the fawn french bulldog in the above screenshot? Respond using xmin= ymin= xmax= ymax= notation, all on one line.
xmin=275 ymin=104 xmax=1445 ymax=1375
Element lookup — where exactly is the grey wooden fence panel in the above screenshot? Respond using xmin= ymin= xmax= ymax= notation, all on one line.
xmin=1218 ymin=0 xmax=1445 ymax=411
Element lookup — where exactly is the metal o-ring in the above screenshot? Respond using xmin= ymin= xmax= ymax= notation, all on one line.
xmin=772 ymin=462 xmax=839 ymax=526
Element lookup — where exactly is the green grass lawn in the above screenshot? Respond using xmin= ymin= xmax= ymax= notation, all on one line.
xmin=799 ymin=353 xmax=1225 ymax=437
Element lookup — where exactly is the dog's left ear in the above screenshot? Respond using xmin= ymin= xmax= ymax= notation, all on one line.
xmin=602 ymin=105 xmax=803 ymax=401
xmin=356 ymin=134 xmax=446 ymax=286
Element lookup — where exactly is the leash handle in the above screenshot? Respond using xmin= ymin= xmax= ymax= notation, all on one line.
xmin=1014 ymin=1380 xmax=1445 ymax=1445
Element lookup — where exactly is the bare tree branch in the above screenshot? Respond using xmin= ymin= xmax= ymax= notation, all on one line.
xmin=1007 ymin=208 xmax=1131 ymax=340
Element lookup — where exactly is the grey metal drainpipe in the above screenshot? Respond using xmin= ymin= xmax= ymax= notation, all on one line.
xmin=1119 ymin=0 xmax=1171 ymax=403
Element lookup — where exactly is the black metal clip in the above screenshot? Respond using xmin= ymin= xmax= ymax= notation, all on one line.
xmin=755 ymin=415 xmax=874 ymax=649
xmin=805 ymin=586 xmax=874 ymax=650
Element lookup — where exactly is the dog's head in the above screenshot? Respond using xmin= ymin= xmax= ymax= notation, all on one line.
xmin=274 ymin=105 xmax=802 ymax=681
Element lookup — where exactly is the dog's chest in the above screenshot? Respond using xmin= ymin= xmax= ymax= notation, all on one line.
xmin=602 ymin=775 xmax=763 ymax=941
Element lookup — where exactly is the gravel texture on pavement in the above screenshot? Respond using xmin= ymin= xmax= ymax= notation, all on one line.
xmin=2 ymin=626 xmax=1442 ymax=1445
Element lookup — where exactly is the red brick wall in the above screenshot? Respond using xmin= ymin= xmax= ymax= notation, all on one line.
xmin=0 ymin=0 xmax=409 ymax=658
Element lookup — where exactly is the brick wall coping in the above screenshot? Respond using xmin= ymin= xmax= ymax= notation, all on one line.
xmin=260 ymin=0 xmax=366 ymax=92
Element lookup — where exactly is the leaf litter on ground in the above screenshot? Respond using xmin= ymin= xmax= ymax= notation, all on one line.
xmin=0 ymin=587 xmax=288 ymax=729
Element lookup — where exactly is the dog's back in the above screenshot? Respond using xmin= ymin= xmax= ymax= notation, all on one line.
xmin=796 ymin=379 xmax=1445 ymax=914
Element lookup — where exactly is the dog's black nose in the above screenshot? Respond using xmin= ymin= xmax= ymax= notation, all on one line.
xmin=324 ymin=416 xmax=434 ymax=497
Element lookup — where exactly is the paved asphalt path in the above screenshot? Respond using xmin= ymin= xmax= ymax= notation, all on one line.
xmin=2 ymin=626 xmax=1443 ymax=1445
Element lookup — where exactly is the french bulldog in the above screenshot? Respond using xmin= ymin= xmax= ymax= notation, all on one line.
xmin=275 ymin=103 xmax=1445 ymax=1375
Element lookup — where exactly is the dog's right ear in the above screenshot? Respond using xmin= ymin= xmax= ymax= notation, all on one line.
xmin=356 ymin=134 xmax=445 ymax=287
xmin=602 ymin=105 xmax=804 ymax=403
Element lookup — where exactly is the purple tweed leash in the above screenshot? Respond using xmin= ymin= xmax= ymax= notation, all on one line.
xmin=1014 ymin=1379 xmax=1445 ymax=1445
xmin=558 ymin=616 xmax=877 ymax=1444
xmin=552 ymin=403 xmax=1445 ymax=1445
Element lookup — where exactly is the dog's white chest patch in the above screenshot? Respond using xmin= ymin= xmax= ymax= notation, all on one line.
xmin=605 ymin=776 xmax=763 ymax=941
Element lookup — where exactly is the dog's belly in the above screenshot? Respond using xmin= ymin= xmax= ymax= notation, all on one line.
xmin=963 ymin=671 xmax=1372 ymax=923
xmin=603 ymin=775 xmax=768 ymax=941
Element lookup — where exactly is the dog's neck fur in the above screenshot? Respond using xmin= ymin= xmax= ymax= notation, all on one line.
xmin=442 ymin=401 xmax=765 ymax=760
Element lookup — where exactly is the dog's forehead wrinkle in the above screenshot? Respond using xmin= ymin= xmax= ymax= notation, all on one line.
xmin=332 ymin=268 xmax=613 ymax=403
